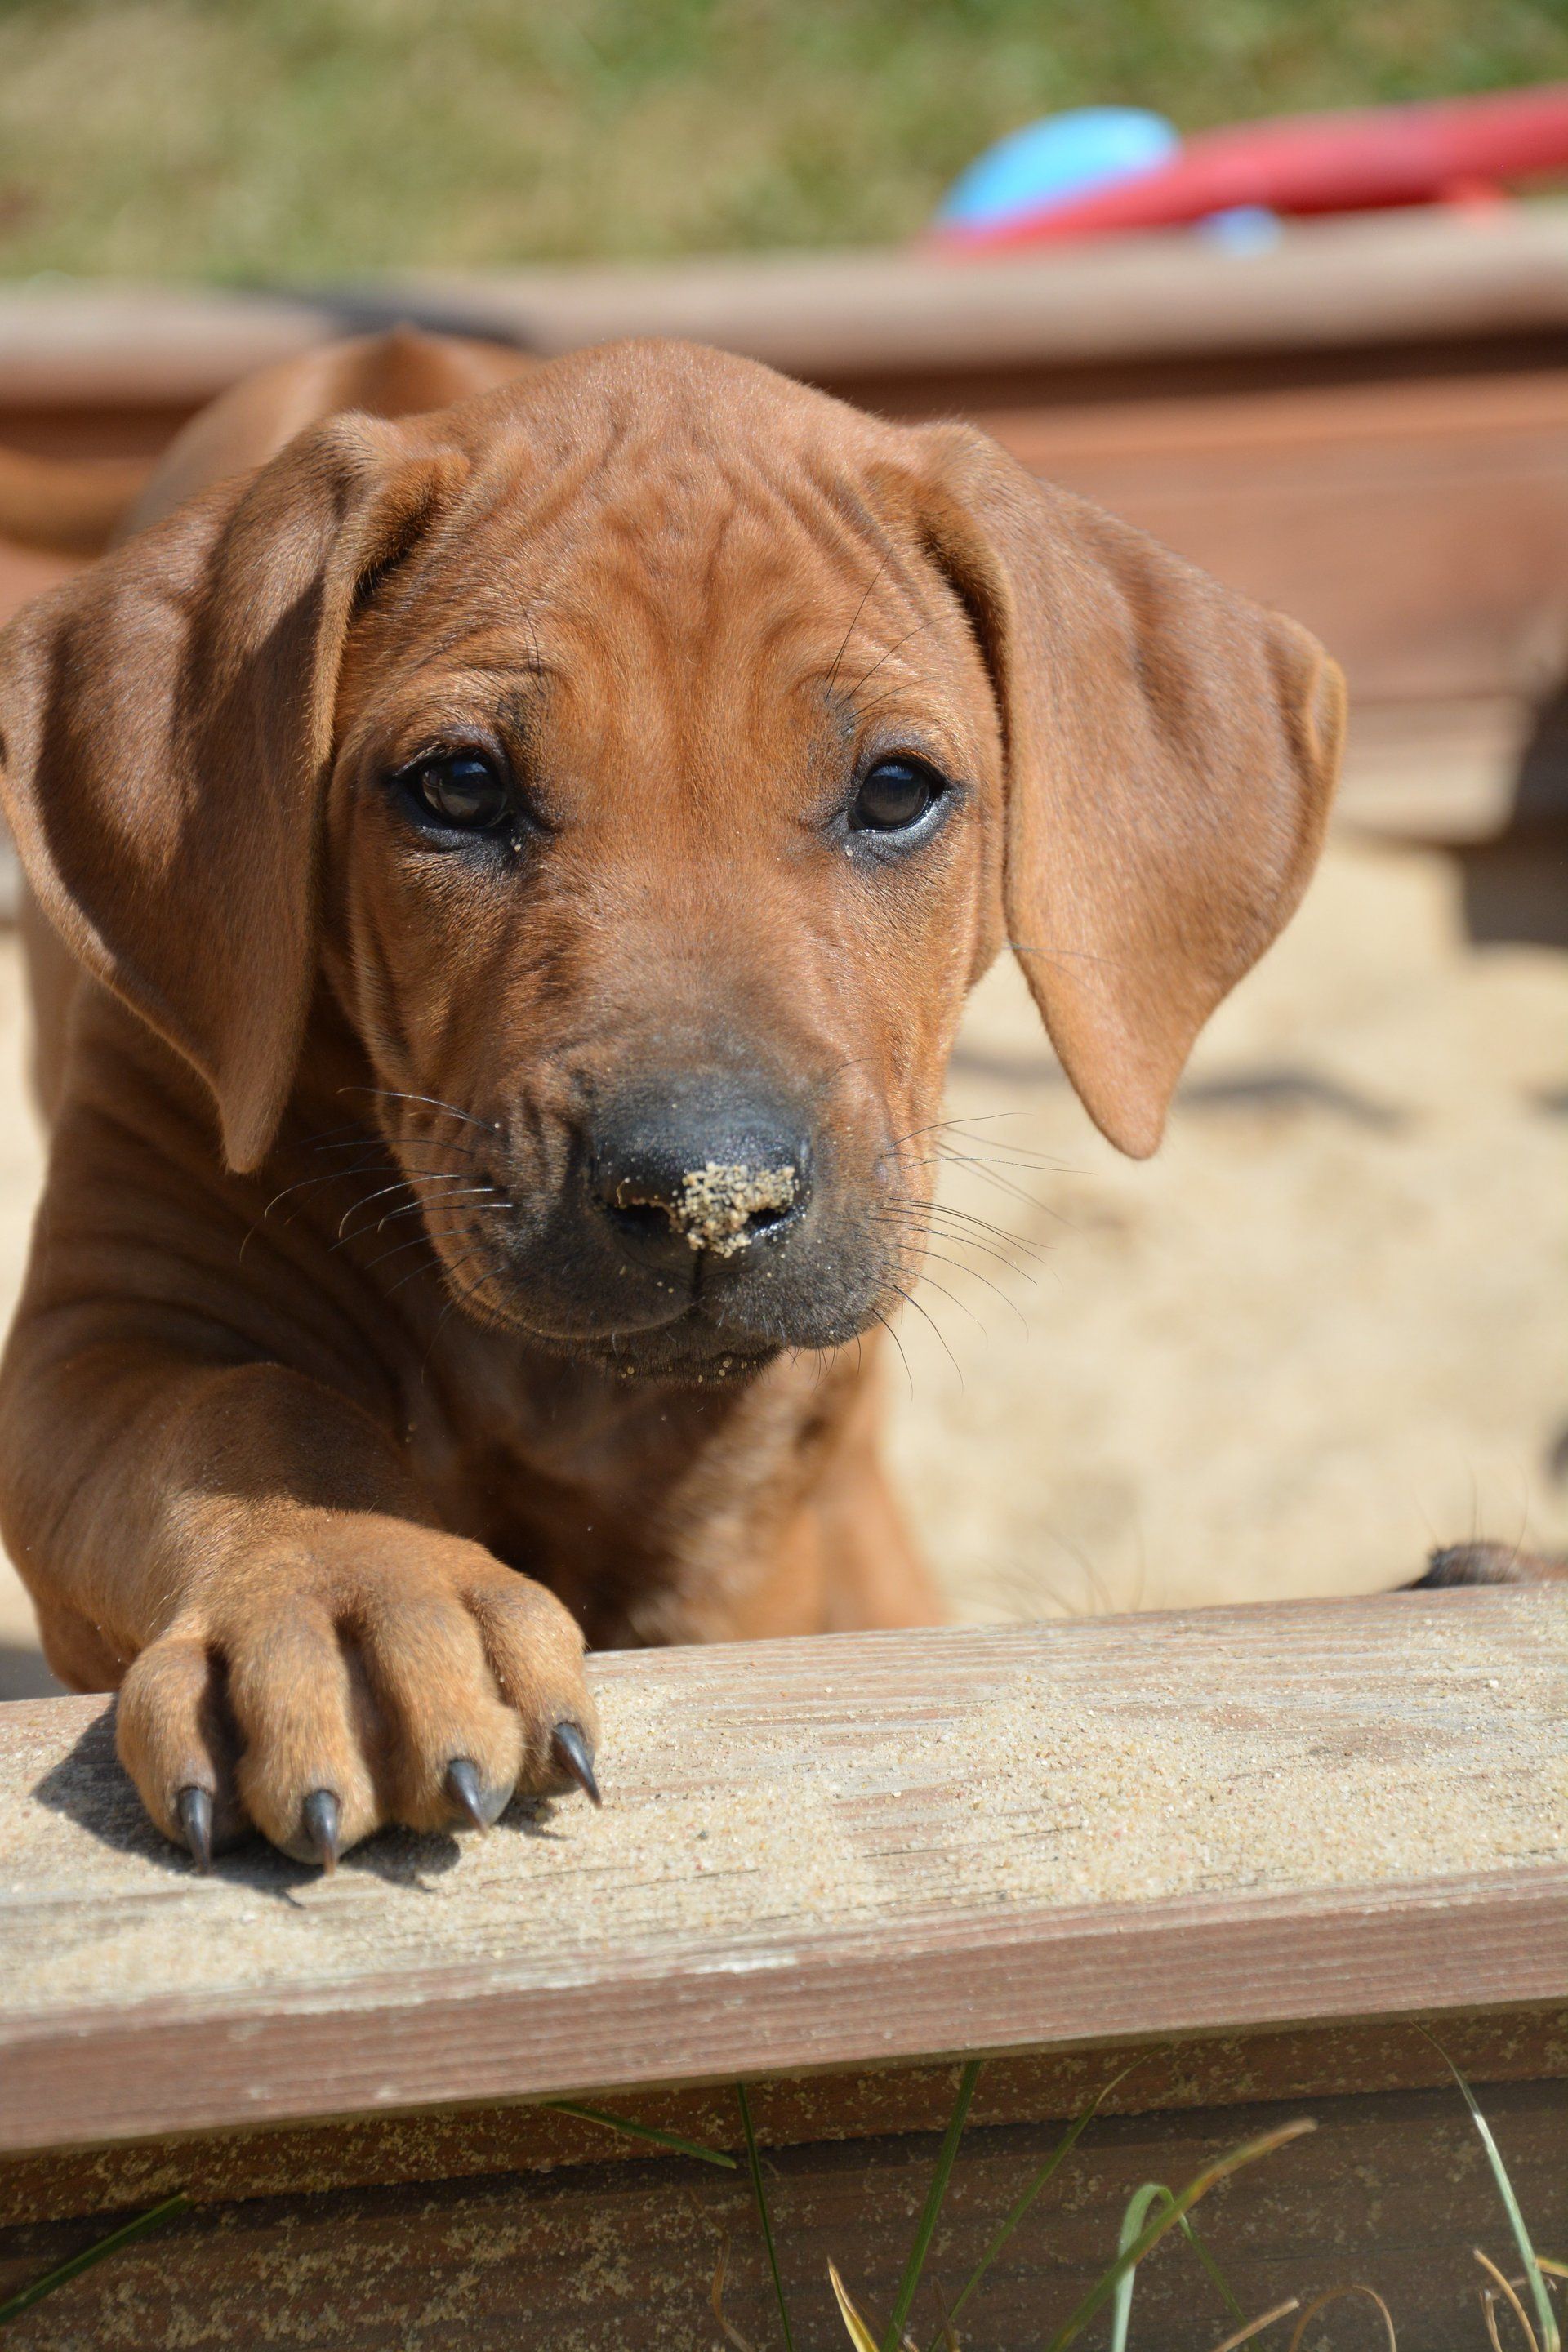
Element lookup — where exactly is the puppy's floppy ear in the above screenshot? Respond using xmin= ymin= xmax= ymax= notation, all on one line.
xmin=0 ymin=415 xmax=466 ymax=1170
xmin=910 ymin=425 xmax=1345 ymax=1157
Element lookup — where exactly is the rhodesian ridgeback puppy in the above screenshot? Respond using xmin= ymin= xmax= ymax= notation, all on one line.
xmin=0 ymin=327 xmax=1348 ymax=1869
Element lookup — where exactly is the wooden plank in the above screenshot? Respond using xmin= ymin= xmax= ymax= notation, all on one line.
xmin=982 ymin=371 xmax=1568 ymax=708
xmin=2 ymin=2081 xmax=1564 ymax=2350
xmin=1 ymin=1589 xmax=1564 ymax=2158
xmin=0 ymin=207 xmax=1563 ymax=420
xmin=981 ymin=368 xmax=1568 ymax=459
xmin=1335 ymin=697 xmax=1542 ymax=839
xmin=3 ymin=2007 xmax=1563 ymax=2229
xmin=385 ymin=204 xmax=1568 ymax=382
xmin=0 ymin=286 xmax=334 ymax=412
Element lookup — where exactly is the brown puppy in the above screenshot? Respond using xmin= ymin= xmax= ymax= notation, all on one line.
xmin=0 ymin=331 xmax=1344 ymax=1868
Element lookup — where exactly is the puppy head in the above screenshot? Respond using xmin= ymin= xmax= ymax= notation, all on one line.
xmin=0 ymin=341 xmax=1342 ymax=1382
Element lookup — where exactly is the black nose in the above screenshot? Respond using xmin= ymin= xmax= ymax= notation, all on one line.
xmin=588 ymin=1079 xmax=811 ymax=1272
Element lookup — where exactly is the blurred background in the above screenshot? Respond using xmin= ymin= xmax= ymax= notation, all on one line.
xmin=0 ymin=0 xmax=1565 ymax=1691
xmin=0 ymin=0 xmax=1566 ymax=274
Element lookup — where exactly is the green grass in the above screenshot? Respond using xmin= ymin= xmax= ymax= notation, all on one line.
xmin=2 ymin=2054 xmax=1561 ymax=2345
xmin=0 ymin=0 xmax=1564 ymax=282
xmin=0 ymin=2193 xmax=189 ymax=2328
xmin=713 ymin=2048 xmax=1561 ymax=2351
xmin=544 ymin=2098 xmax=738 ymax=2168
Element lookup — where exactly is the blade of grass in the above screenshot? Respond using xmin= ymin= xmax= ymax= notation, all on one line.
xmin=1417 ymin=2029 xmax=1560 ymax=2352
xmin=1209 ymin=2298 xmax=1301 ymax=2352
xmin=1183 ymin=2212 xmax=1248 ymax=2326
xmin=1107 ymin=2183 xmax=1243 ymax=2351
xmin=932 ymin=2062 xmax=1140 ymax=2347
xmin=1040 ymin=2118 xmax=1316 ymax=2352
xmin=543 ymin=2099 xmax=737 ymax=2168
xmin=929 ymin=2280 xmax=962 ymax=2351
xmin=1477 ymin=2248 xmax=1542 ymax=2352
xmin=0 ymin=2192 xmax=189 ymax=2327
xmin=881 ymin=2059 xmax=983 ymax=2351
xmin=737 ymin=2082 xmax=796 ymax=2352
xmin=1285 ymin=2284 xmax=1397 ymax=2350
xmin=831 ymin=2261 xmax=886 ymax=2352
xmin=1110 ymin=2184 xmax=1173 ymax=2352
xmin=710 ymin=2227 xmax=762 ymax=2352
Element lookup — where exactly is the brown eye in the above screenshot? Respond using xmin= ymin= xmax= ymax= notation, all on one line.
xmin=406 ymin=751 xmax=511 ymax=831
xmin=850 ymin=756 xmax=945 ymax=833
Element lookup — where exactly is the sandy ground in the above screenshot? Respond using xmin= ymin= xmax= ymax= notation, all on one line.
xmin=1 ymin=831 xmax=1564 ymax=1693
xmin=892 ymin=831 xmax=1568 ymax=1620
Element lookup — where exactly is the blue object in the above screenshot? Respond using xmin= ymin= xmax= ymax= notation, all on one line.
xmin=1199 ymin=203 xmax=1284 ymax=252
xmin=934 ymin=106 xmax=1180 ymax=233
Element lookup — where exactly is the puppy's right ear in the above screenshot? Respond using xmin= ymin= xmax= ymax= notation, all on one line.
xmin=0 ymin=416 xmax=466 ymax=1170
xmin=900 ymin=425 xmax=1343 ymax=1158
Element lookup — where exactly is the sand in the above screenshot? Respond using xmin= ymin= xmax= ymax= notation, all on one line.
xmin=891 ymin=831 xmax=1568 ymax=1620
xmin=0 ymin=830 xmax=1564 ymax=1688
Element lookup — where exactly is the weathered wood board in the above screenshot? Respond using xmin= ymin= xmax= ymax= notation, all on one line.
xmin=2 ymin=1588 xmax=1566 ymax=2154
xmin=1 ymin=1589 xmax=1565 ymax=2345
xmin=981 ymin=371 xmax=1568 ymax=711
xmin=3 ymin=207 xmax=1566 ymax=430
xmin=2 ymin=2077 xmax=1564 ymax=2350
xmin=3 ymin=210 xmax=1568 ymax=840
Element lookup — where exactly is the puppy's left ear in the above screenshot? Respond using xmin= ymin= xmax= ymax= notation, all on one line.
xmin=0 ymin=416 xmax=468 ymax=1171
xmin=909 ymin=426 xmax=1345 ymax=1157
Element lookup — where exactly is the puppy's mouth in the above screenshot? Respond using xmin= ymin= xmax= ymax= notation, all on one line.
xmin=427 ymin=1222 xmax=875 ymax=1383
xmin=570 ymin=1322 xmax=782 ymax=1384
xmin=439 ymin=1267 xmax=801 ymax=1383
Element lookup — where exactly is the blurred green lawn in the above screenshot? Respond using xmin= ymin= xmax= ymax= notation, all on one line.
xmin=0 ymin=0 xmax=1565 ymax=280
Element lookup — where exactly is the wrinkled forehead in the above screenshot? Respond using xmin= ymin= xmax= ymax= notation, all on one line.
xmin=359 ymin=380 xmax=988 ymax=742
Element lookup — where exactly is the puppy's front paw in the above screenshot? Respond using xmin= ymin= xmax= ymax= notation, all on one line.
xmin=1412 ymin=1542 xmax=1568 ymax=1589
xmin=115 ymin=1524 xmax=599 ymax=1869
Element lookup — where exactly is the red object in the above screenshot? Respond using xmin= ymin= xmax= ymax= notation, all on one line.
xmin=934 ymin=85 xmax=1568 ymax=252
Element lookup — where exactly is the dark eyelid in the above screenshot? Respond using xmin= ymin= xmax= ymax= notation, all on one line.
xmin=394 ymin=733 xmax=506 ymax=777
xmin=854 ymin=732 xmax=955 ymax=777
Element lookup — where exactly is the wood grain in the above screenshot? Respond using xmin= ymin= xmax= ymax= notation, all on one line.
xmin=392 ymin=204 xmax=1568 ymax=382
xmin=981 ymin=370 xmax=1568 ymax=709
xmin=0 ymin=208 xmax=1559 ymax=417
xmin=1 ymin=1589 xmax=1563 ymax=2158
xmin=2 ymin=2082 xmax=1563 ymax=2350
xmin=3 ymin=2008 xmax=1563 ymax=2230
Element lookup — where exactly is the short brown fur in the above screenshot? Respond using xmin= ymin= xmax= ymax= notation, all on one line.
xmin=0 ymin=329 xmax=1343 ymax=1860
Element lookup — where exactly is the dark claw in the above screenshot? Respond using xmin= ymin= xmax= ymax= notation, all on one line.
xmin=445 ymin=1757 xmax=491 ymax=1833
xmin=301 ymin=1788 xmax=341 ymax=1874
xmin=551 ymin=1720 xmax=602 ymax=1807
xmin=176 ymin=1784 xmax=213 ymax=1873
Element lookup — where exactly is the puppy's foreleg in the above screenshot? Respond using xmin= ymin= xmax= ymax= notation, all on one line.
xmin=0 ymin=1342 xmax=597 ymax=1864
